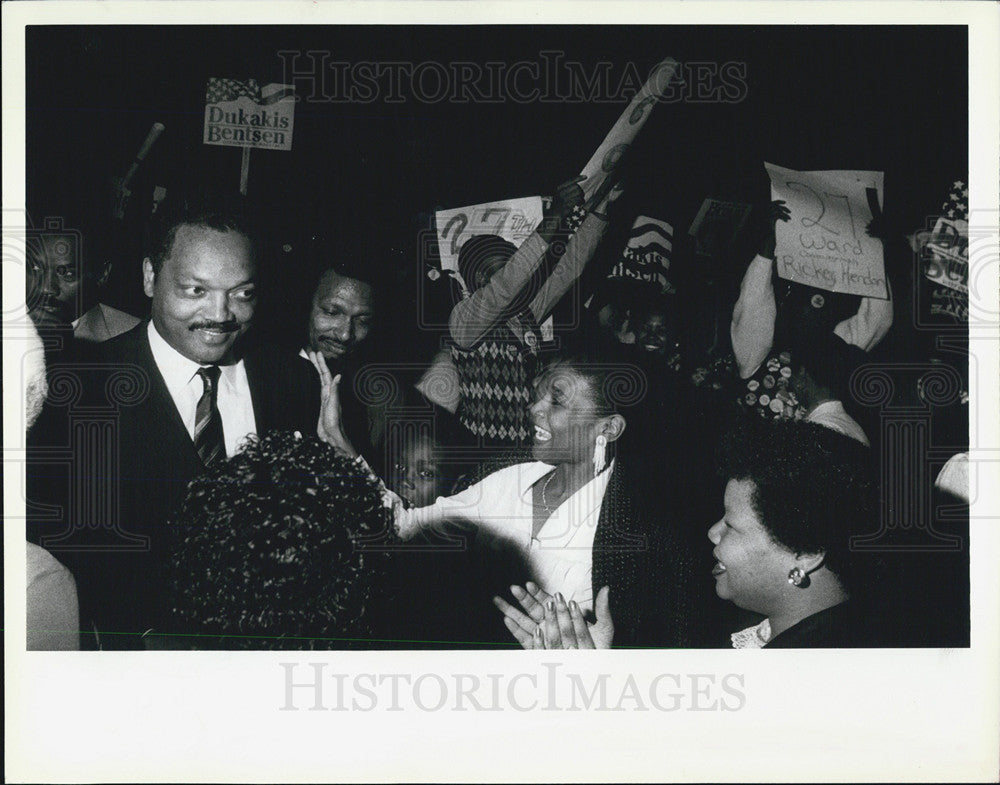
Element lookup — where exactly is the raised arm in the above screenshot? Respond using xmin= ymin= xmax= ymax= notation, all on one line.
xmin=521 ymin=184 xmax=623 ymax=329
xmin=307 ymin=350 xmax=492 ymax=541
xmin=833 ymin=284 xmax=893 ymax=351
xmin=448 ymin=179 xmax=601 ymax=349
xmin=834 ymin=220 xmax=894 ymax=351
xmin=731 ymin=200 xmax=789 ymax=378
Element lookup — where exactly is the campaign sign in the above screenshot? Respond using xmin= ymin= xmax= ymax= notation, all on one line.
xmin=921 ymin=215 xmax=968 ymax=294
xmin=204 ymin=78 xmax=295 ymax=151
xmin=765 ymin=163 xmax=888 ymax=299
xmin=435 ymin=196 xmax=543 ymax=272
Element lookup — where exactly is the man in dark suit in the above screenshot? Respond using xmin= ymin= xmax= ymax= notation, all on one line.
xmin=32 ymin=205 xmax=312 ymax=648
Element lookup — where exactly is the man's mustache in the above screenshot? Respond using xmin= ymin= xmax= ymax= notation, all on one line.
xmin=189 ymin=320 xmax=240 ymax=333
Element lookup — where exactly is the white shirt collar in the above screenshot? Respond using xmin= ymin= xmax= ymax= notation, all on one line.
xmin=517 ymin=459 xmax=616 ymax=504
xmin=522 ymin=459 xmax=616 ymax=549
xmin=146 ymin=321 xmax=241 ymax=393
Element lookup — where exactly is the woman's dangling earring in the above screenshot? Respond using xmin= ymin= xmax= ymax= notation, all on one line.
xmin=593 ymin=434 xmax=608 ymax=477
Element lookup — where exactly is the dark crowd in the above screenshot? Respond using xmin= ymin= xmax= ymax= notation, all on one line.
xmin=22 ymin=32 xmax=971 ymax=652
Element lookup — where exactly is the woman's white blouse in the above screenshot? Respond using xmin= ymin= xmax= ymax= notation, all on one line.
xmin=394 ymin=460 xmax=615 ymax=611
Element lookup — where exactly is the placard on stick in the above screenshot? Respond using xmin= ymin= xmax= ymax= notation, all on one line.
xmin=204 ymin=78 xmax=296 ymax=195
xmin=921 ymin=214 xmax=968 ymax=294
xmin=578 ymin=58 xmax=681 ymax=209
xmin=435 ymin=196 xmax=543 ymax=274
xmin=765 ymin=163 xmax=888 ymax=299
xmin=204 ymin=78 xmax=295 ymax=151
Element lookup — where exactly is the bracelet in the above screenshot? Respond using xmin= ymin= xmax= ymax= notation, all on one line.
xmin=591 ymin=210 xmax=610 ymax=221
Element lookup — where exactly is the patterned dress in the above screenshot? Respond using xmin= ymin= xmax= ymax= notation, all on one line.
xmin=451 ymin=327 xmax=539 ymax=446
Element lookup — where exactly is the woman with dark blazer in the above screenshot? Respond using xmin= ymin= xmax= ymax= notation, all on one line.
xmin=311 ymin=347 xmax=716 ymax=649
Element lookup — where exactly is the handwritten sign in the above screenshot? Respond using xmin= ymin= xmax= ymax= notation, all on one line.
xmin=204 ymin=78 xmax=295 ymax=151
xmin=765 ymin=163 xmax=888 ymax=299
xmin=435 ymin=196 xmax=543 ymax=273
xmin=578 ymin=58 xmax=681 ymax=209
xmin=688 ymin=198 xmax=752 ymax=257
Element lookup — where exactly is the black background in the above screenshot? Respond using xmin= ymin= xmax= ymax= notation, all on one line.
xmin=26 ymin=24 xmax=968 ymax=350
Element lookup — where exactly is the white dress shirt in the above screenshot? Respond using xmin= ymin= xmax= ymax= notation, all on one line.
xmin=147 ymin=322 xmax=257 ymax=457
xmin=806 ymin=399 xmax=869 ymax=446
xmin=395 ymin=460 xmax=615 ymax=611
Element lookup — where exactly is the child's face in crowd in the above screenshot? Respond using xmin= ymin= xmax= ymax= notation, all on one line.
xmin=390 ymin=433 xmax=446 ymax=508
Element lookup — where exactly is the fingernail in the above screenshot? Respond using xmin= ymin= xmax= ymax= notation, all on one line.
xmin=555 ymin=592 xmax=565 ymax=604
xmin=546 ymin=600 xmax=555 ymax=612
xmin=569 ymin=600 xmax=578 ymax=611
xmin=511 ymin=585 xmax=524 ymax=597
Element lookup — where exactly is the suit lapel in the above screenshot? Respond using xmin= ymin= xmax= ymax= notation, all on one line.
xmin=242 ymin=346 xmax=268 ymax=434
xmin=130 ymin=323 xmax=201 ymax=465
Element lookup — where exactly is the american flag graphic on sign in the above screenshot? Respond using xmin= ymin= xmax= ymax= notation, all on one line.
xmin=206 ymin=78 xmax=296 ymax=106
xmin=923 ymin=179 xmax=970 ymax=314
xmin=206 ymin=77 xmax=261 ymax=103
xmin=941 ymin=180 xmax=968 ymax=222
xmin=607 ymin=215 xmax=675 ymax=294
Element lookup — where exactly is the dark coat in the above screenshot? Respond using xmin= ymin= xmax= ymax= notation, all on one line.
xmin=591 ymin=456 xmax=721 ymax=648
xmin=764 ymin=602 xmax=874 ymax=648
xmin=27 ymin=323 xmax=317 ymax=647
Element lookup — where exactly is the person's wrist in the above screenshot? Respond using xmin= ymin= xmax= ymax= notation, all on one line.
xmin=336 ymin=432 xmax=359 ymax=459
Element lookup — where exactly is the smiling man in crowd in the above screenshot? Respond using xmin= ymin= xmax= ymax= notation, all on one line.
xmin=308 ymin=265 xmax=376 ymax=365
xmin=292 ymin=245 xmax=380 ymax=463
xmin=35 ymin=203 xmax=311 ymax=648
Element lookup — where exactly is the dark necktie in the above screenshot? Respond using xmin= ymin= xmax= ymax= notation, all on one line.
xmin=194 ymin=365 xmax=226 ymax=466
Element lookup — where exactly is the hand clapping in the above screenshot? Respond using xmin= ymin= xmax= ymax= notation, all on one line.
xmin=493 ymin=583 xmax=614 ymax=649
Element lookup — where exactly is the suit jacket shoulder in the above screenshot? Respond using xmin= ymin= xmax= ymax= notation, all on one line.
xmin=242 ymin=341 xmax=320 ymax=436
xmin=90 ymin=321 xmax=202 ymax=471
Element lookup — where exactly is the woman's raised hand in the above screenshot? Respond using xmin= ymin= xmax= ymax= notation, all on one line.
xmin=493 ymin=583 xmax=614 ymax=649
xmin=307 ymin=349 xmax=358 ymax=458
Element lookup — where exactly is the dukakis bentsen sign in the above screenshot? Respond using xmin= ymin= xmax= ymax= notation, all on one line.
xmin=203 ymin=78 xmax=296 ymax=151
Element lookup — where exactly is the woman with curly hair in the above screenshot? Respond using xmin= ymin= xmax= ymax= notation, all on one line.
xmin=161 ymin=430 xmax=397 ymax=649
xmin=502 ymin=418 xmax=887 ymax=649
